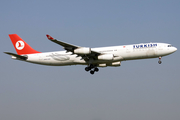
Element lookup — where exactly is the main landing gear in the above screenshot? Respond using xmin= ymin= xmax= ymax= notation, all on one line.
xmin=85 ymin=64 xmax=99 ymax=75
xmin=158 ymin=56 xmax=162 ymax=64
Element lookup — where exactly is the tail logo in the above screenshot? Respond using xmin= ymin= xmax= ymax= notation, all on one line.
xmin=16 ymin=41 xmax=25 ymax=50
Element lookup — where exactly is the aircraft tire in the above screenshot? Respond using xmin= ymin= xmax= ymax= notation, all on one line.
xmin=85 ymin=67 xmax=90 ymax=71
xmin=90 ymin=70 xmax=95 ymax=75
xmin=158 ymin=61 xmax=162 ymax=64
xmin=94 ymin=68 xmax=99 ymax=72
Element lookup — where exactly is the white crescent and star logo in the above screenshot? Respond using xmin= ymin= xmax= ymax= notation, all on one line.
xmin=15 ymin=41 xmax=25 ymax=50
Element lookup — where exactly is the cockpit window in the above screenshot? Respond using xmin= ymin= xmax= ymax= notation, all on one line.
xmin=168 ymin=45 xmax=172 ymax=47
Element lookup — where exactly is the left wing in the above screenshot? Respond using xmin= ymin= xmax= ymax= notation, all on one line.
xmin=46 ymin=34 xmax=101 ymax=60
xmin=46 ymin=34 xmax=80 ymax=51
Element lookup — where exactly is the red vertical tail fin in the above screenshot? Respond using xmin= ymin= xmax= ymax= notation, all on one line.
xmin=9 ymin=34 xmax=41 ymax=55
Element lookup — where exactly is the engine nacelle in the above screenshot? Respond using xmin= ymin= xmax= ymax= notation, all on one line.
xmin=98 ymin=62 xmax=121 ymax=67
xmin=98 ymin=63 xmax=107 ymax=67
xmin=98 ymin=54 xmax=114 ymax=60
xmin=74 ymin=47 xmax=91 ymax=54
xmin=108 ymin=61 xmax=121 ymax=67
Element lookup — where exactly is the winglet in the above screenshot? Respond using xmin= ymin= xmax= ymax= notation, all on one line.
xmin=46 ymin=34 xmax=55 ymax=40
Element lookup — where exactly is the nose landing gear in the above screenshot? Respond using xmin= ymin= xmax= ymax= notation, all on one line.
xmin=158 ymin=57 xmax=162 ymax=64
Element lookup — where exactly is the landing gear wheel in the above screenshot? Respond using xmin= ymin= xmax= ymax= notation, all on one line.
xmin=94 ymin=68 xmax=99 ymax=72
xmin=158 ymin=57 xmax=162 ymax=64
xmin=85 ymin=64 xmax=99 ymax=74
xmin=90 ymin=70 xmax=95 ymax=75
xmin=158 ymin=61 xmax=162 ymax=64
xmin=85 ymin=67 xmax=90 ymax=71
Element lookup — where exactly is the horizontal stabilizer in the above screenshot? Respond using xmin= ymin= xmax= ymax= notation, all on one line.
xmin=4 ymin=52 xmax=28 ymax=60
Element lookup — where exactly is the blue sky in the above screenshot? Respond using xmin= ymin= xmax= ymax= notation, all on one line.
xmin=1 ymin=0 xmax=180 ymax=120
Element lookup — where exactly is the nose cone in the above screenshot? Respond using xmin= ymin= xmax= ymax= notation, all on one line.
xmin=172 ymin=47 xmax=177 ymax=53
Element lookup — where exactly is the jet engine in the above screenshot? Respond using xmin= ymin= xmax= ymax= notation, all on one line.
xmin=74 ymin=47 xmax=91 ymax=54
xmin=98 ymin=61 xmax=121 ymax=67
xmin=98 ymin=54 xmax=114 ymax=60
xmin=107 ymin=61 xmax=121 ymax=66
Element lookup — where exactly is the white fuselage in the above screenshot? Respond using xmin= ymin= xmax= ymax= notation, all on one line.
xmin=17 ymin=43 xmax=177 ymax=67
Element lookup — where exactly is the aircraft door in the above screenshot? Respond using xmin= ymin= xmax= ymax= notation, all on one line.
xmin=158 ymin=44 xmax=163 ymax=50
xmin=39 ymin=55 xmax=43 ymax=61
xmin=126 ymin=46 xmax=132 ymax=53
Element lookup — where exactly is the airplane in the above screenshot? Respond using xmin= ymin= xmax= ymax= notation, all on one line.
xmin=4 ymin=34 xmax=177 ymax=75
